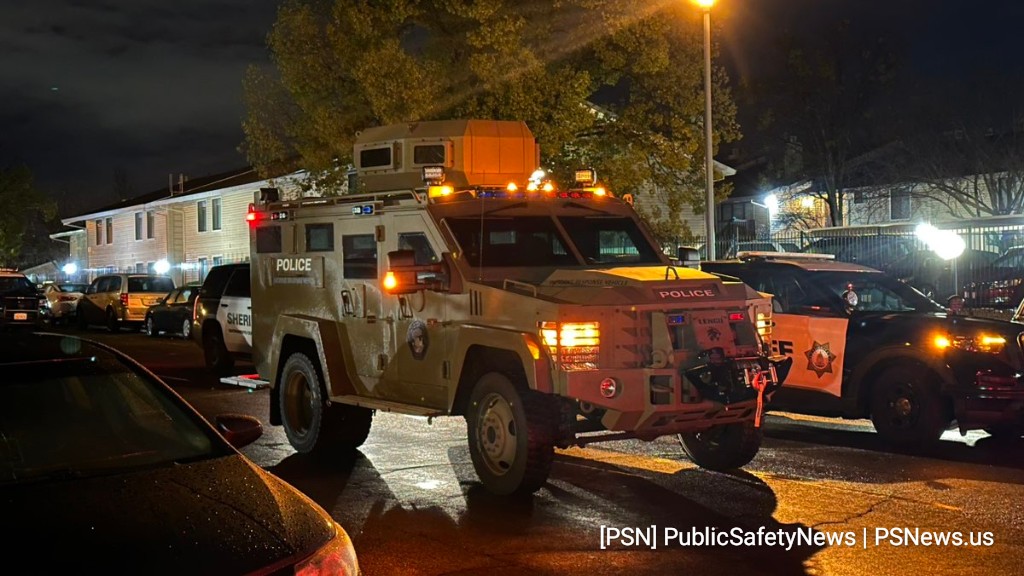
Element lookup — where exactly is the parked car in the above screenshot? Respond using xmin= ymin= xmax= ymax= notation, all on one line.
xmin=42 ymin=282 xmax=89 ymax=325
xmin=801 ymin=235 xmax=915 ymax=272
xmin=963 ymin=246 xmax=1024 ymax=309
xmin=144 ymin=284 xmax=200 ymax=338
xmin=0 ymin=269 xmax=46 ymax=329
xmin=887 ymin=248 xmax=999 ymax=302
xmin=702 ymin=252 xmax=1024 ymax=446
xmin=193 ymin=263 xmax=251 ymax=374
xmin=77 ymin=274 xmax=176 ymax=332
xmin=0 ymin=332 xmax=359 ymax=574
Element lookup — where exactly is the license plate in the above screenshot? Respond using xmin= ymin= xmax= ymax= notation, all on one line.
xmin=14 ymin=312 xmax=27 ymax=321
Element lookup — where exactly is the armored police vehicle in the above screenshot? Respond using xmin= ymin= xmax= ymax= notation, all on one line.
xmin=248 ymin=119 xmax=791 ymax=495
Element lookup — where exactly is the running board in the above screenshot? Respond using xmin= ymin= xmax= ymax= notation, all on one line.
xmin=331 ymin=395 xmax=445 ymax=417
xmin=220 ymin=374 xmax=270 ymax=390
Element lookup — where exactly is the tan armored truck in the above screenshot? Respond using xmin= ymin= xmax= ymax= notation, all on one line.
xmin=248 ymin=119 xmax=792 ymax=495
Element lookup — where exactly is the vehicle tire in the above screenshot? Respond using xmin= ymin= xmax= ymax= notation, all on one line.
xmin=870 ymin=363 xmax=948 ymax=447
xmin=106 ymin=308 xmax=120 ymax=333
xmin=203 ymin=326 xmax=234 ymax=375
xmin=181 ymin=318 xmax=192 ymax=340
xmin=466 ymin=372 xmax=557 ymax=496
xmin=145 ymin=316 xmax=157 ymax=337
xmin=279 ymin=352 xmax=374 ymax=456
xmin=678 ymin=420 xmax=762 ymax=471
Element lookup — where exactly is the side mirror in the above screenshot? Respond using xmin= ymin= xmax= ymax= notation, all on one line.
xmin=215 ymin=414 xmax=263 ymax=449
xmin=384 ymin=249 xmax=447 ymax=295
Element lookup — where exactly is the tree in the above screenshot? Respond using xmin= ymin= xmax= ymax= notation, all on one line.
xmin=0 ymin=165 xmax=58 ymax=267
xmin=746 ymin=18 xmax=899 ymax=227
xmin=242 ymin=0 xmax=739 ymax=229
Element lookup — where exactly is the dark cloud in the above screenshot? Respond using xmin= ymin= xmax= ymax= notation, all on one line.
xmin=0 ymin=0 xmax=277 ymax=214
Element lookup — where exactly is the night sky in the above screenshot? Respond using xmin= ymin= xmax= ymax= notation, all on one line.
xmin=1 ymin=0 xmax=1019 ymax=217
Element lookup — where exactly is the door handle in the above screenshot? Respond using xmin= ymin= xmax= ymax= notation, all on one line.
xmin=220 ymin=304 xmax=228 ymax=308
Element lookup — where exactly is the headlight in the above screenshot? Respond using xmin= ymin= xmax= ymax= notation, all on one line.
xmin=540 ymin=321 xmax=599 ymax=370
xmin=932 ymin=333 xmax=1007 ymax=354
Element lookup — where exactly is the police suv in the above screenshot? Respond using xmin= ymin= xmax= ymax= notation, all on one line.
xmin=247 ymin=119 xmax=792 ymax=496
xmin=193 ymin=263 xmax=252 ymax=374
xmin=702 ymin=252 xmax=1024 ymax=446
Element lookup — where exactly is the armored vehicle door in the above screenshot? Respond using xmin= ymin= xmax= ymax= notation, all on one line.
xmin=386 ymin=214 xmax=450 ymax=410
xmin=337 ymin=219 xmax=388 ymax=385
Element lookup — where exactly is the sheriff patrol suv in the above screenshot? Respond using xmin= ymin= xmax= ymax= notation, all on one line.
xmin=248 ymin=120 xmax=791 ymax=496
xmin=193 ymin=263 xmax=252 ymax=375
xmin=702 ymin=252 xmax=1024 ymax=446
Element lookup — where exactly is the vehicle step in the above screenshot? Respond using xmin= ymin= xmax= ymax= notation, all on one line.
xmin=220 ymin=374 xmax=270 ymax=389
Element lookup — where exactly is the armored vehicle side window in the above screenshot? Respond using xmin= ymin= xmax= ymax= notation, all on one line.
xmin=397 ymin=232 xmax=438 ymax=265
xmin=305 ymin=223 xmax=334 ymax=252
xmin=413 ymin=145 xmax=445 ymax=165
xmin=558 ymin=216 xmax=661 ymax=265
xmin=447 ymin=217 xmax=576 ymax=267
xmin=256 ymin=226 xmax=282 ymax=253
xmin=224 ymin=268 xmax=251 ymax=298
xmin=343 ymin=234 xmax=378 ymax=279
xmin=359 ymin=146 xmax=392 ymax=169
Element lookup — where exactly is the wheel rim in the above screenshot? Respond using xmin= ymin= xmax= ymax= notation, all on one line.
xmin=883 ymin=381 xmax=920 ymax=430
xmin=688 ymin=426 xmax=726 ymax=451
xmin=182 ymin=319 xmax=191 ymax=339
xmin=475 ymin=392 xmax=518 ymax=477
xmin=283 ymin=370 xmax=316 ymax=441
xmin=146 ymin=318 xmax=154 ymax=336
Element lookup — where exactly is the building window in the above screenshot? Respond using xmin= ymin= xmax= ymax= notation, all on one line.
xmin=146 ymin=210 xmax=155 ymax=239
xmin=147 ymin=262 xmax=155 ymax=274
xmin=95 ymin=219 xmax=102 ymax=245
xmin=212 ymin=198 xmax=222 ymax=231
xmin=212 ymin=256 xmax=223 ymax=267
xmin=135 ymin=212 xmax=143 ymax=241
xmin=198 ymin=201 xmax=208 ymax=232
xmin=135 ymin=262 xmax=145 ymax=273
xmin=306 ymin=223 xmax=334 ymax=252
xmin=198 ymin=257 xmax=208 ymax=280
xmin=890 ymin=187 xmax=911 ymax=221
xmin=105 ymin=218 xmax=113 ymax=244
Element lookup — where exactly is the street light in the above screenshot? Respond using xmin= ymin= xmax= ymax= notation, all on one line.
xmin=695 ymin=0 xmax=716 ymax=259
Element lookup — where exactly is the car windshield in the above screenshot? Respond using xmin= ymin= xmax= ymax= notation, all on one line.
xmin=0 ymin=345 xmax=227 ymax=485
xmin=59 ymin=283 xmax=89 ymax=293
xmin=808 ymin=271 xmax=944 ymax=313
xmin=446 ymin=215 xmax=661 ymax=267
xmin=0 ymin=277 xmax=36 ymax=293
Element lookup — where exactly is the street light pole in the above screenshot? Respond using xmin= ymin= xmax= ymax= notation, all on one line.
xmin=699 ymin=0 xmax=716 ymax=260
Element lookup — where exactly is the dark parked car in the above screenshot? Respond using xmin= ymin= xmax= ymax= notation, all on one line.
xmin=144 ymin=284 xmax=200 ymax=338
xmin=888 ymin=248 xmax=999 ymax=302
xmin=702 ymin=253 xmax=1024 ymax=446
xmin=963 ymin=246 xmax=1024 ymax=309
xmin=0 ymin=332 xmax=359 ymax=574
xmin=801 ymin=235 xmax=915 ymax=272
xmin=0 ymin=269 xmax=46 ymax=329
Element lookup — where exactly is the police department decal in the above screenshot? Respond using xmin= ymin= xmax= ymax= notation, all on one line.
xmin=804 ymin=341 xmax=837 ymax=378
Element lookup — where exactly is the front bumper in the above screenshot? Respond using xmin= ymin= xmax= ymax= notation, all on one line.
xmin=565 ymin=356 xmax=791 ymax=438
xmin=953 ymin=371 xmax=1024 ymax=431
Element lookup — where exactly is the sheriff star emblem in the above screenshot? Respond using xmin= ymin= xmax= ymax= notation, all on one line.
xmin=804 ymin=341 xmax=837 ymax=378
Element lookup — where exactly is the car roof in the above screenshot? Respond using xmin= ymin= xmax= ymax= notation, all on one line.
xmin=707 ymin=252 xmax=882 ymax=273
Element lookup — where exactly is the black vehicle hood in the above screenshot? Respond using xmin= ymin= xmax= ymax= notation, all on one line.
xmin=853 ymin=311 xmax=1023 ymax=338
xmin=3 ymin=455 xmax=334 ymax=574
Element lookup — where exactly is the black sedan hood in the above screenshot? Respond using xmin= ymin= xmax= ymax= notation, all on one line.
xmin=3 ymin=455 xmax=334 ymax=574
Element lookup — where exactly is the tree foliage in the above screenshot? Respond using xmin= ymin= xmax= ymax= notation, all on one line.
xmin=242 ymin=0 xmax=739 ymax=236
xmin=749 ymin=18 xmax=898 ymax=227
xmin=0 ymin=165 xmax=57 ymax=267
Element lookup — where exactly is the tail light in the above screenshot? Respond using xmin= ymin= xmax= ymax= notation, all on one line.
xmin=120 ymin=293 xmax=129 ymax=307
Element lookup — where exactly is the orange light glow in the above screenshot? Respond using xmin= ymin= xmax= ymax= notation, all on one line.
xmin=594 ymin=187 xmax=607 ymax=196
xmin=383 ymin=271 xmax=398 ymax=291
xmin=933 ymin=335 xmax=951 ymax=349
xmin=542 ymin=182 xmax=555 ymax=193
xmin=506 ymin=182 xmax=518 ymax=192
